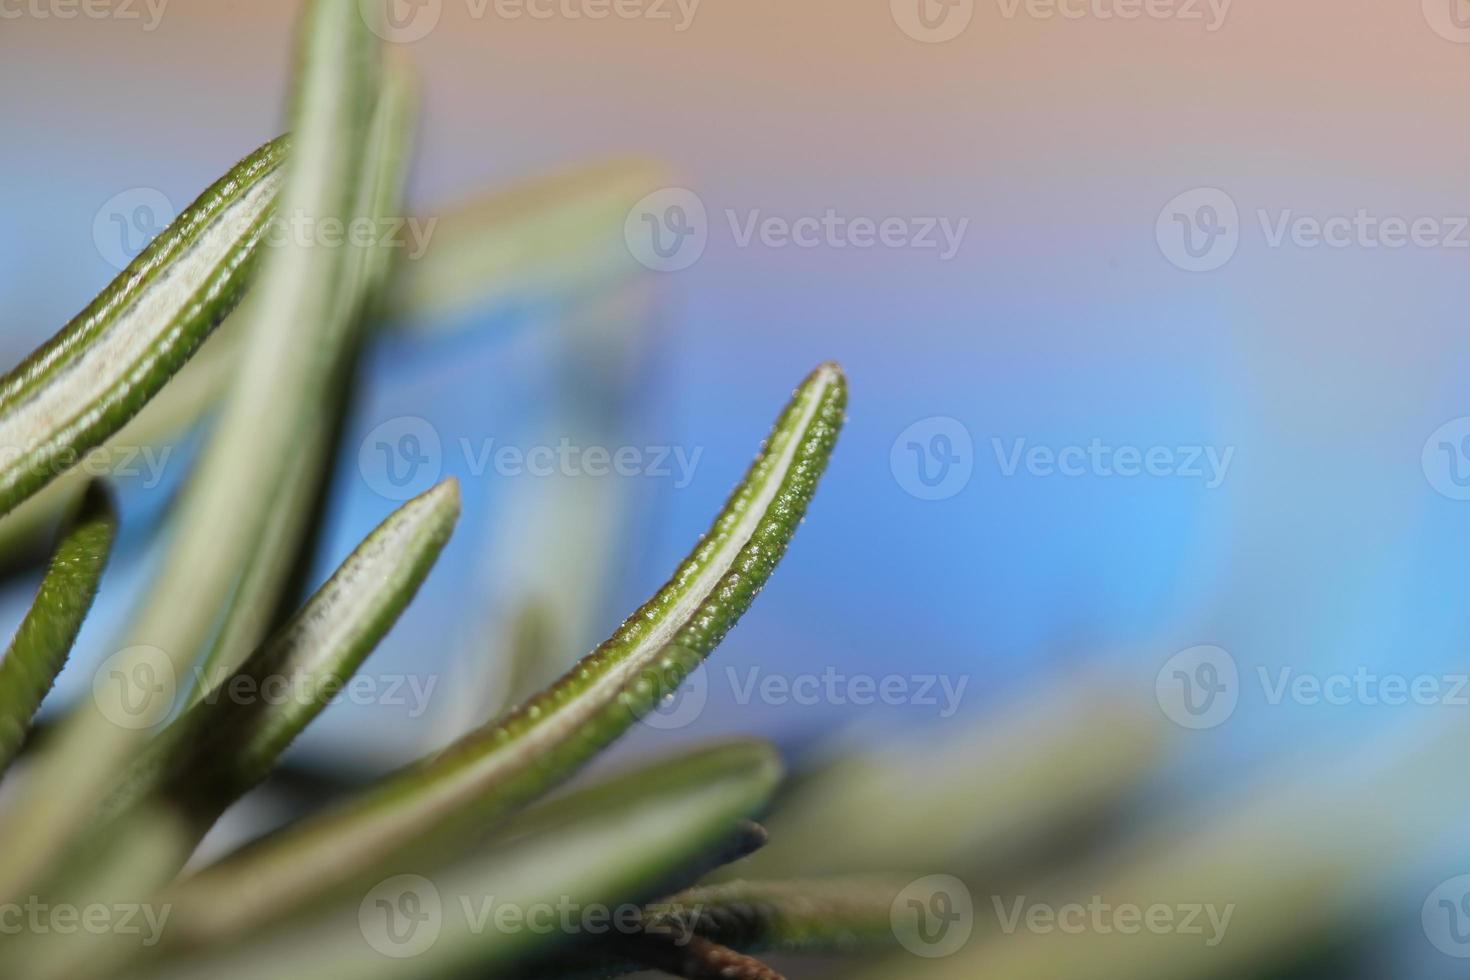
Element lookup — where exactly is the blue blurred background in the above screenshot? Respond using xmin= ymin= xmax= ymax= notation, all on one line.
xmin=7 ymin=1 xmax=1470 ymax=975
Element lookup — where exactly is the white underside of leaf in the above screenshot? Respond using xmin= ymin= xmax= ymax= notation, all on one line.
xmin=0 ymin=170 xmax=283 ymax=458
xmin=272 ymin=481 xmax=456 ymax=681
xmin=411 ymin=365 xmax=838 ymax=809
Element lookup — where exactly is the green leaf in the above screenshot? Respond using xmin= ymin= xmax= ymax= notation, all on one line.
xmin=0 ymin=0 xmax=385 ymax=905
xmin=147 ymin=741 xmax=784 ymax=977
xmin=0 ymin=137 xmax=287 ymax=520
xmin=384 ymin=156 xmax=668 ymax=325
xmin=164 ymin=362 xmax=847 ymax=937
xmin=105 ymin=479 xmax=460 ymax=832
xmin=0 ymin=483 xmax=117 ymax=772
xmin=192 ymin=54 xmax=419 ymax=692
xmin=0 ymin=155 xmax=666 ymax=573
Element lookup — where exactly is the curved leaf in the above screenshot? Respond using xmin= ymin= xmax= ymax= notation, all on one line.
xmin=149 ymin=741 xmax=784 ymax=976
xmin=0 ymin=483 xmax=117 ymax=772
xmin=0 ymin=137 xmax=287 ymax=519
xmin=107 ymin=479 xmax=460 ymax=828
xmin=166 ymin=361 xmax=847 ymax=936
xmin=0 ymin=0 xmax=384 ymax=906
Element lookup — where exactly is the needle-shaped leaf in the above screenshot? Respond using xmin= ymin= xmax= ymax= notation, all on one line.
xmin=145 ymin=741 xmax=784 ymax=977
xmin=0 ymin=155 xmax=667 ymax=572
xmin=0 ymin=0 xmax=383 ymax=905
xmin=106 ymin=479 xmax=460 ymax=832
xmin=0 ymin=137 xmax=287 ymax=520
xmin=165 ymin=361 xmax=846 ymax=937
xmin=384 ymin=156 xmax=667 ymax=325
xmin=0 ymin=483 xmax=117 ymax=772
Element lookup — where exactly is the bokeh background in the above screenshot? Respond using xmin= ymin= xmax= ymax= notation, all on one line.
xmin=5 ymin=0 xmax=1470 ymax=976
